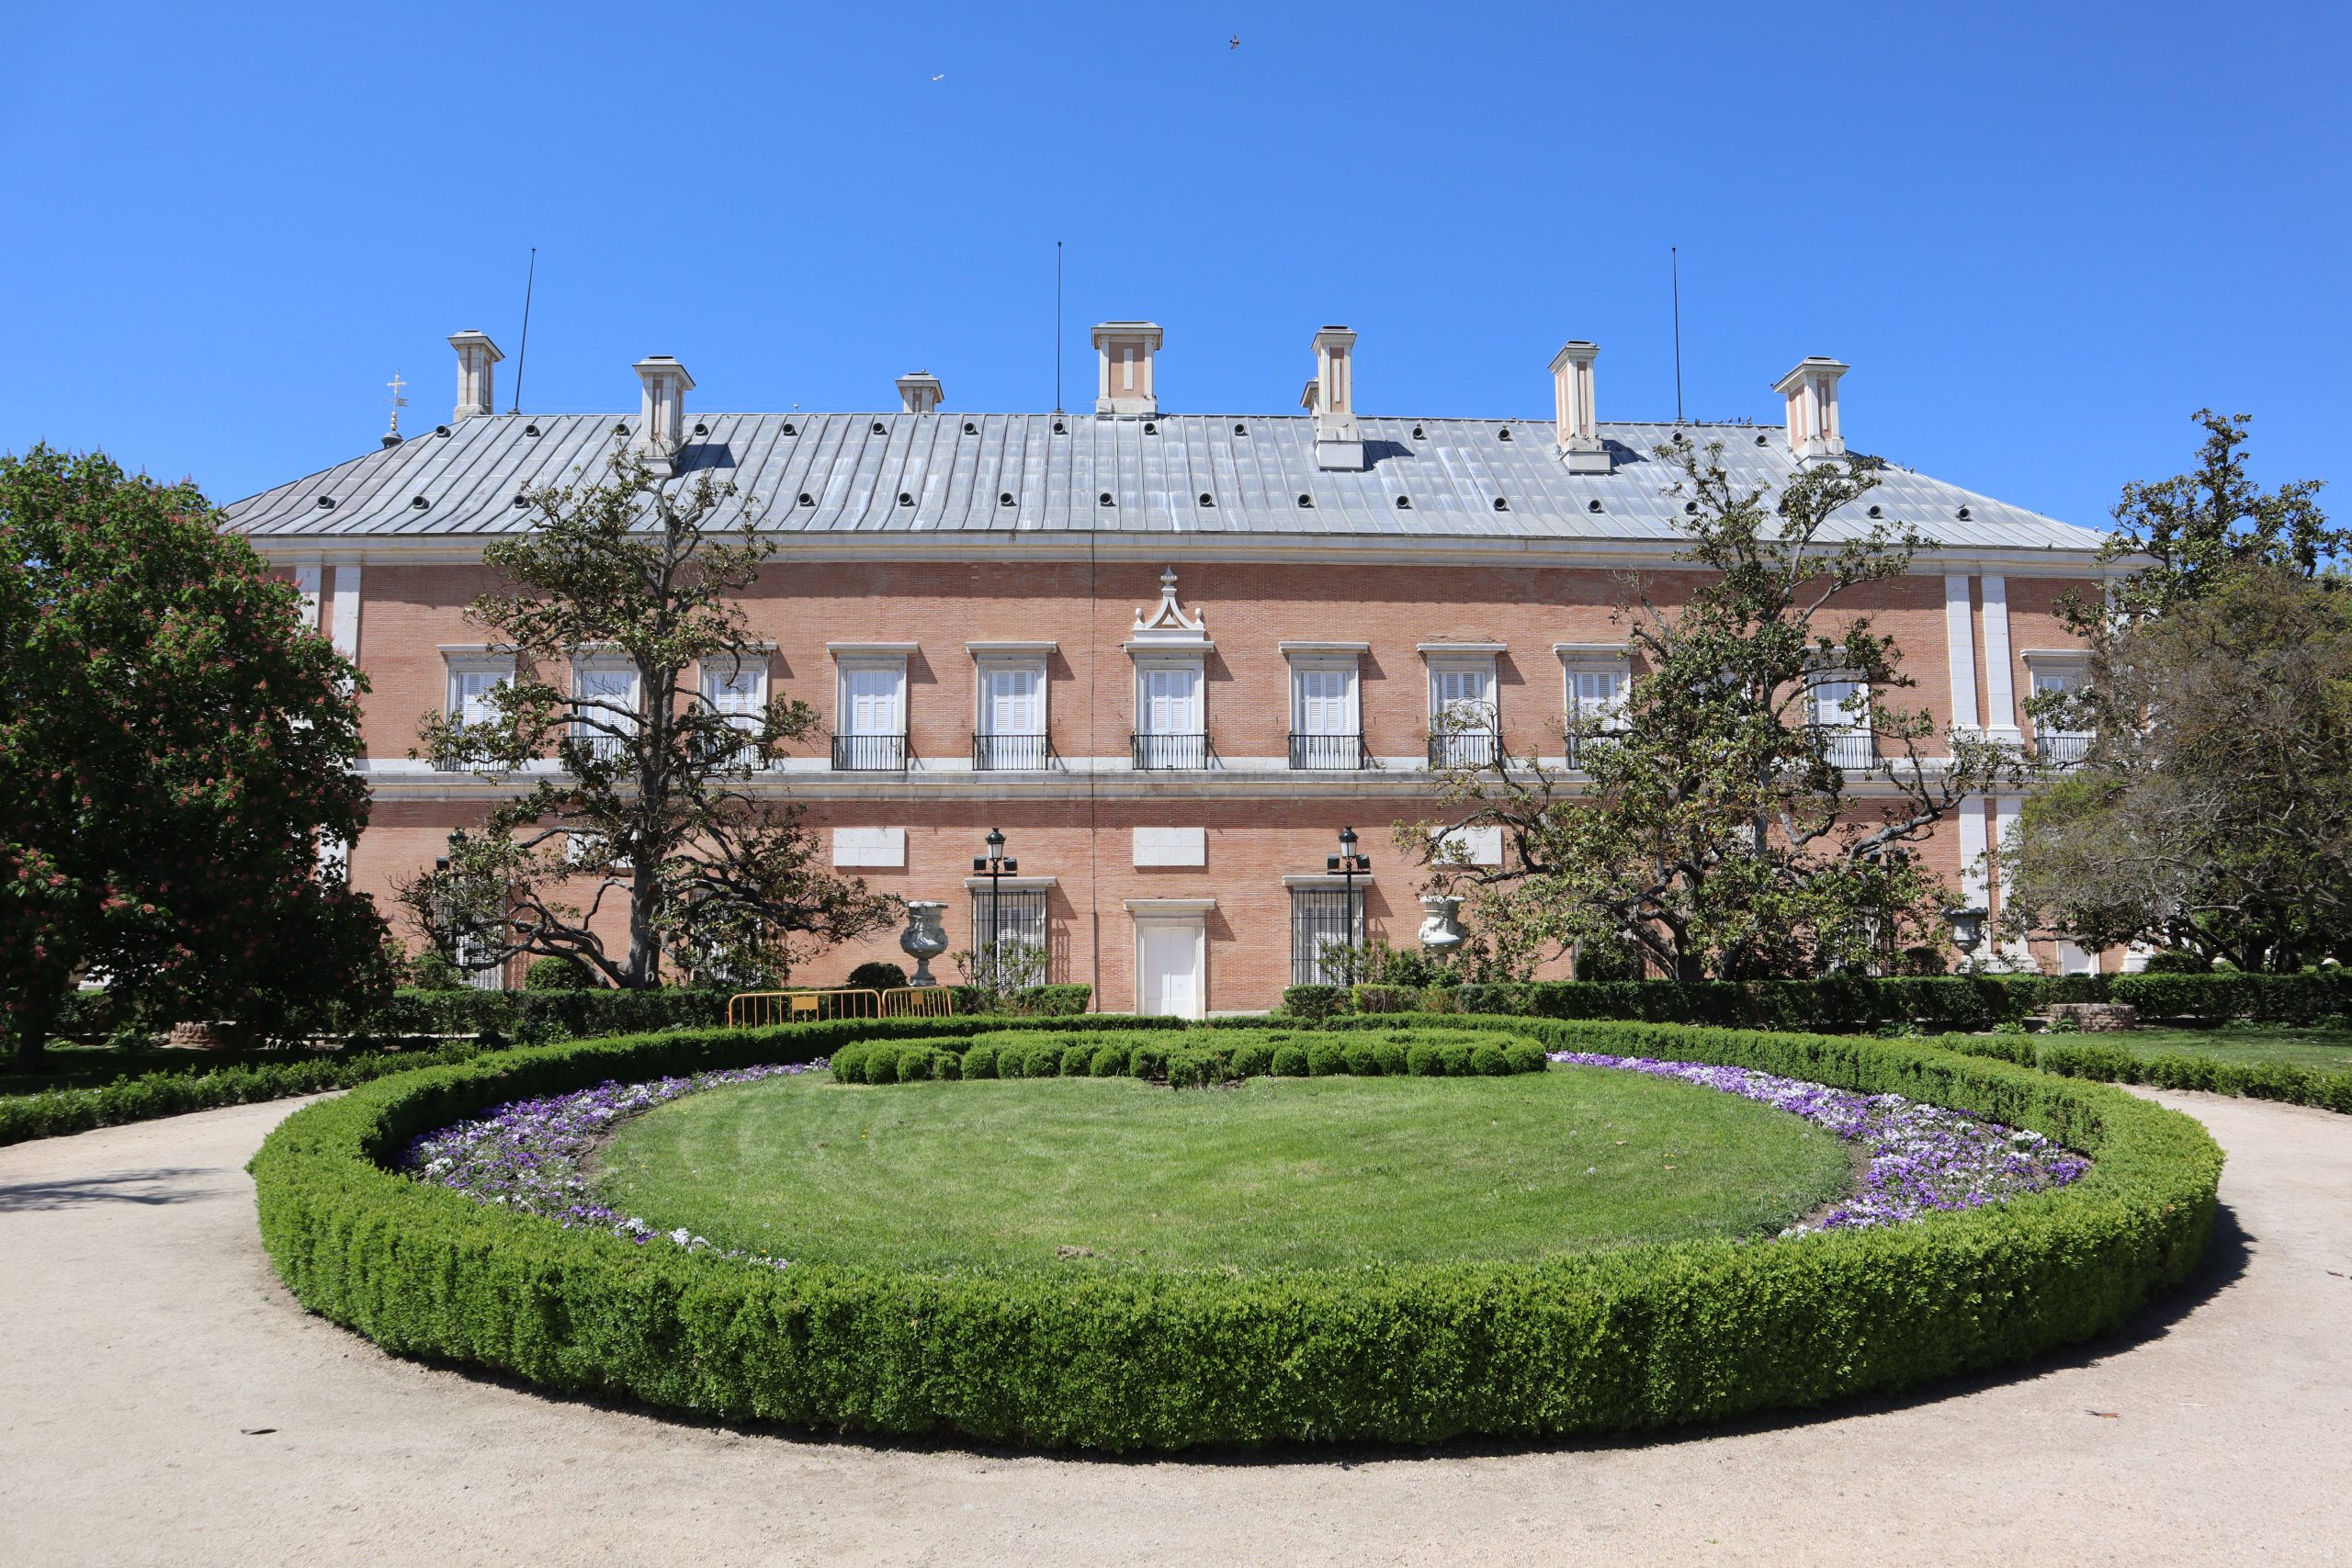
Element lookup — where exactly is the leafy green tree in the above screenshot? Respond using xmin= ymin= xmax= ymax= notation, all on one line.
xmin=398 ymin=450 xmax=895 ymax=988
xmin=2006 ymin=566 xmax=2352 ymax=970
xmin=0 ymin=446 xmax=389 ymax=1069
xmin=2094 ymin=409 xmax=2341 ymax=619
xmin=1408 ymin=439 xmax=2024 ymax=981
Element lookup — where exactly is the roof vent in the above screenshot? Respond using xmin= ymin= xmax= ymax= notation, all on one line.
xmin=1867 ymin=503 xmax=1883 ymax=518
xmin=1296 ymin=492 xmax=1315 ymax=508
xmin=435 ymin=424 xmax=451 ymax=437
xmin=1773 ymin=356 xmax=1850 ymax=459
xmin=871 ymin=420 xmax=887 ymax=435
xmin=1411 ymin=424 xmax=1425 ymax=440
xmin=1548 ymin=340 xmax=1611 ymax=474
xmin=631 ymin=355 xmax=694 ymax=475
xmin=1755 ymin=434 xmax=1768 ymax=446
xmin=896 ymin=371 xmax=944 ymax=414
xmin=1053 ymin=419 xmax=1066 ymax=434
xmin=512 ymin=494 xmax=529 ymax=508
xmin=898 ymin=491 xmax=913 ymax=506
xmin=999 ymin=491 xmax=1014 ymax=506
xmin=1498 ymin=426 xmax=1513 ymax=441
xmin=1198 ymin=491 xmax=1215 ymax=506
xmin=1143 ymin=421 xmax=1158 ymax=435
xmin=1587 ymin=498 xmax=1603 ymax=513
xmin=691 ymin=421 xmax=707 ymax=437
xmin=1492 ymin=496 xmax=1510 ymax=512
xmin=783 ymin=422 xmax=797 ymax=436
xmin=447 ymin=331 xmax=503 ymax=422
xmin=410 ymin=495 xmax=429 ymax=510
xmin=1091 ymin=321 xmax=1162 ymax=416
xmin=1957 ymin=505 xmax=1973 ymax=521
xmin=613 ymin=422 xmax=629 ymax=437
xmin=314 ymin=495 xmax=335 ymax=510
xmin=963 ymin=420 xmax=978 ymax=434
xmin=1098 ymin=491 xmax=1114 ymax=507
xmin=797 ymin=492 xmax=814 ymax=506
xmin=524 ymin=423 xmax=541 ymax=437
xmin=1396 ymin=494 xmax=1413 ymax=509
xmin=1685 ymin=501 xmax=1700 ymax=514
xmin=1234 ymin=422 xmax=1247 ymax=435
xmin=1306 ymin=326 xmax=1364 ymax=470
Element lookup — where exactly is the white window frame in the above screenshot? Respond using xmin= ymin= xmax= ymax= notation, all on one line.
xmin=835 ymin=657 xmax=908 ymax=738
xmin=1133 ymin=655 xmax=1206 ymax=768
xmin=976 ymin=657 xmax=1049 ymax=738
xmin=1557 ymin=647 xmax=1632 ymax=768
xmin=2022 ymin=649 xmax=2094 ymax=764
xmin=1804 ymin=658 xmax=1872 ymax=769
xmin=701 ymin=650 xmax=771 ymax=768
xmin=1425 ymin=650 xmax=1499 ymax=767
xmin=571 ymin=653 xmax=642 ymax=762
xmin=445 ymin=652 xmax=515 ymax=727
xmin=1289 ymin=658 xmax=1361 ymax=738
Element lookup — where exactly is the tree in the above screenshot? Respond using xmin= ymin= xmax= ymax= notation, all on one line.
xmin=398 ymin=449 xmax=896 ymax=988
xmin=2094 ymin=409 xmax=2342 ymax=619
xmin=2005 ymin=566 xmax=2352 ymax=970
xmin=1407 ymin=439 xmax=2024 ymax=981
xmin=0 ymin=446 xmax=390 ymax=1070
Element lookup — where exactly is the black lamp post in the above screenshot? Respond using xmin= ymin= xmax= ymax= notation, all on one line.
xmin=972 ymin=828 xmax=1018 ymax=987
xmin=1327 ymin=825 xmax=1372 ymax=980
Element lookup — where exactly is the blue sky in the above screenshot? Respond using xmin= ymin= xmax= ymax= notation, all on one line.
xmin=3 ymin=2 xmax=2344 ymax=528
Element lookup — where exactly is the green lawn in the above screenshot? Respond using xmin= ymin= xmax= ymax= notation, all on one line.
xmin=2072 ymin=1023 xmax=2352 ymax=1074
xmin=593 ymin=1067 xmax=1855 ymax=1275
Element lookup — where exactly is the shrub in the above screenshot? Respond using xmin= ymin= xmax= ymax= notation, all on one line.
xmin=1306 ymin=1040 xmax=1348 ymax=1076
xmin=1280 ymin=985 xmax=1348 ymax=1022
xmin=1091 ymin=1043 xmax=1129 ymax=1077
xmin=848 ymin=961 xmax=910 ymax=992
xmin=523 ymin=958 xmax=594 ymax=991
xmin=1270 ymin=1044 xmax=1309 ymax=1077
xmin=1228 ymin=1041 xmax=1273 ymax=1077
xmin=1341 ymin=1040 xmax=1385 ymax=1076
xmin=2140 ymin=950 xmax=2211 ymax=976
xmin=961 ymin=1043 xmax=1000 ymax=1079
xmin=1351 ymin=985 xmax=1414 ymax=1017
xmin=250 ymin=1013 xmax=2222 ymax=1452
xmin=1470 ymin=1043 xmax=1510 ymax=1076
xmin=409 ymin=951 xmax=466 ymax=991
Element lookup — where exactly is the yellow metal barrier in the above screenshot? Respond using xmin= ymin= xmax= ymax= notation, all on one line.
xmin=726 ymin=987 xmax=881 ymax=1028
xmin=880 ymin=987 xmax=958 ymax=1019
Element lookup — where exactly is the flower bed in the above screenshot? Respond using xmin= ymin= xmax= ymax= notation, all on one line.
xmin=252 ymin=1013 xmax=2222 ymax=1452
xmin=1547 ymin=1052 xmax=2088 ymax=1233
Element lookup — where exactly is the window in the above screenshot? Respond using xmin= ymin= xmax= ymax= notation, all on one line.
xmin=1428 ymin=660 xmax=1498 ymax=767
xmin=1133 ymin=660 xmax=1205 ymax=769
xmin=701 ymin=655 xmax=768 ymax=767
xmin=834 ymin=659 xmax=908 ymax=771
xmin=1288 ymin=660 xmax=1362 ymax=769
xmin=572 ymin=658 xmax=640 ymax=763
xmin=1562 ymin=657 xmax=1631 ymax=768
xmin=1289 ymin=886 xmax=1365 ymax=985
xmin=976 ymin=659 xmax=1047 ymax=769
xmin=1807 ymin=669 xmax=1872 ymax=769
xmin=441 ymin=655 xmax=514 ymax=772
xmin=2029 ymin=660 xmax=2093 ymax=766
xmin=969 ymin=886 xmax=1050 ymax=987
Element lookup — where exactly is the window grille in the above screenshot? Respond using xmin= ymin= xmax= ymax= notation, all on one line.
xmin=969 ymin=887 xmax=1051 ymax=987
xmin=1289 ymin=887 xmax=1363 ymax=986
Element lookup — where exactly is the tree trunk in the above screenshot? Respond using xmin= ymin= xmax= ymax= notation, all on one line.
xmin=12 ymin=990 xmax=59 ymax=1073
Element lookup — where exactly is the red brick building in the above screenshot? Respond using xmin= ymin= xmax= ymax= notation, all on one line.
xmin=225 ymin=324 xmax=2107 ymax=1012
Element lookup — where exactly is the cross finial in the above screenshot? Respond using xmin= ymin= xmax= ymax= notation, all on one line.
xmin=384 ymin=371 xmax=409 ymax=439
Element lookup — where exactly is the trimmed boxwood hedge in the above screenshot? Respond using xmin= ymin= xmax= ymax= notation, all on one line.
xmin=827 ymin=1026 xmax=1547 ymax=1087
xmin=250 ymin=1012 xmax=2221 ymax=1451
xmin=1285 ymin=971 xmax=2352 ymax=1032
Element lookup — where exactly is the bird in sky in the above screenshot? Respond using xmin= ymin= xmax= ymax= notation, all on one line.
xmin=1229 ymin=35 xmax=1240 ymax=49
xmin=931 ymin=73 xmax=944 ymax=81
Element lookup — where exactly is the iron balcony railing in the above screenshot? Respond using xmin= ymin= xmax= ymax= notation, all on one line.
xmin=830 ymin=732 xmax=909 ymax=772
xmin=1287 ymin=731 xmax=1371 ymax=771
xmin=972 ymin=732 xmax=1051 ymax=771
xmin=1427 ymin=728 xmax=1502 ymax=769
xmin=1563 ymin=728 xmax=1627 ymax=771
xmin=1131 ymin=731 xmax=1211 ymax=771
xmin=2037 ymin=731 xmax=2093 ymax=768
xmin=1813 ymin=728 xmax=1876 ymax=770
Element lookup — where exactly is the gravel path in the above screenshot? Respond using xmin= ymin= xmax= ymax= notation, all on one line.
xmin=1 ymin=1087 xmax=2346 ymax=1567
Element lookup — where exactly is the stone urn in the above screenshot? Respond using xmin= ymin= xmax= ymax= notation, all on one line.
xmin=899 ymin=900 xmax=949 ymax=987
xmin=1418 ymin=894 xmax=1465 ymax=954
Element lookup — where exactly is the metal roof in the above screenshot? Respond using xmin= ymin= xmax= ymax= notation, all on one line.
xmin=223 ymin=412 xmax=2103 ymax=554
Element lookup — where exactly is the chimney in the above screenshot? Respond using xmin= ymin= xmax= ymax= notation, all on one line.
xmin=896 ymin=370 xmax=944 ymax=414
xmin=447 ymin=331 xmax=504 ymax=421
xmin=1548 ymin=340 xmax=1610 ymax=474
xmin=1307 ymin=325 xmax=1363 ymax=471
xmin=1773 ymin=356 xmax=1849 ymax=459
xmin=632 ymin=355 xmax=695 ymax=475
xmin=1091 ymin=321 xmax=1162 ymax=416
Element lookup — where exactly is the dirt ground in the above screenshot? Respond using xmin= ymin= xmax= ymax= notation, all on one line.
xmin=1 ymin=1086 xmax=2346 ymax=1568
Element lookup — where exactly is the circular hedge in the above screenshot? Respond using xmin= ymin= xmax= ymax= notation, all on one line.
xmin=251 ymin=1013 xmax=2222 ymax=1451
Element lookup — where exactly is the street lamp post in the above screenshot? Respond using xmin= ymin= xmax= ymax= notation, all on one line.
xmin=972 ymin=828 xmax=1018 ymax=989
xmin=1326 ymin=825 xmax=1372 ymax=982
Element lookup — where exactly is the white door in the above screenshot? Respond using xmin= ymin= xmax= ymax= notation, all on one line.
xmin=1137 ymin=921 xmax=1202 ymax=1019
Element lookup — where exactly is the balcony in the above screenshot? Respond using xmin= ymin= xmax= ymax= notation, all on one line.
xmin=973 ymin=732 xmax=1051 ymax=771
xmin=1131 ymin=731 xmax=1211 ymax=771
xmin=1813 ymin=728 xmax=1875 ymax=770
xmin=1427 ymin=729 xmax=1502 ymax=770
xmin=1287 ymin=731 xmax=1370 ymax=771
xmin=2037 ymin=730 xmax=2093 ymax=768
xmin=1563 ymin=729 xmax=1626 ymax=771
xmin=830 ymin=732 xmax=908 ymax=772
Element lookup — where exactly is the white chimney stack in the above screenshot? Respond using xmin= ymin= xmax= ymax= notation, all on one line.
xmin=448 ymin=331 xmax=503 ymax=421
xmin=1307 ymin=325 xmax=1363 ymax=471
xmin=1091 ymin=321 xmax=1162 ymax=417
xmin=897 ymin=370 xmax=944 ymax=414
xmin=1548 ymin=340 xmax=1609 ymax=474
xmin=1773 ymin=356 xmax=1849 ymax=459
xmin=632 ymin=355 xmax=695 ymax=474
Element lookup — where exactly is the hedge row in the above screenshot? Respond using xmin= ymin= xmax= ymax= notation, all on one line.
xmin=829 ymin=1027 xmax=1549 ymax=1087
xmin=250 ymin=1012 xmax=2221 ymax=1451
xmin=358 ymin=982 xmax=1092 ymax=1041
xmin=1284 ymin=971 xmax=2352 ymax=1032
xmin=0 ymin=1040 xmax=498 ymax=1149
